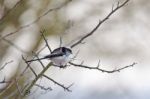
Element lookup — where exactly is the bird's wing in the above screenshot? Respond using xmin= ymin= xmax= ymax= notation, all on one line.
xmin=44 ymin=53 xmax=64 ymax=58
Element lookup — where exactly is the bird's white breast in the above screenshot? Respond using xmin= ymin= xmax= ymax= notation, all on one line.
xmin=50 ymin=55 xmax=70 ymax=66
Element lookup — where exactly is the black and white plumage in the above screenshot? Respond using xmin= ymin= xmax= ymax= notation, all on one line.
xmin=27 ymin=47 xmax=72 ymax=66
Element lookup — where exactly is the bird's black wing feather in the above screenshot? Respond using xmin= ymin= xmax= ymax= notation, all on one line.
xmin=44 ymin=53 xmax=64 ymax=58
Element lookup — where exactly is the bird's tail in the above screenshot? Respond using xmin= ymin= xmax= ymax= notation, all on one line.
xmin=26 ymin=57 xmax=48 ymax=63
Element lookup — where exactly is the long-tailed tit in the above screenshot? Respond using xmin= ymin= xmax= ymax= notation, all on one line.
xmin=27 ymin=47 xmax=72 ymax=67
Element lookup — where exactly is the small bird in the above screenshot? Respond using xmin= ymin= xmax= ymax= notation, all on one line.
xmin=27 ymin=47 xmax=72 ymax=67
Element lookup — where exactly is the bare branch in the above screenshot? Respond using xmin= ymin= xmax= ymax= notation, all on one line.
xmin=97 ymin=59 xmax=101 ymax=68
xmin=40 ymin=29 xmax=52 ymax=53
xmin=70 ymin=0 xmax=130 ymax=48
xmin=0 ymin=0 xmax=72 ymax=40
xmin=43 ymin=74 xmax=72 ymax=92
xmin=10 ymin=0 xmax=133 ymax=96
xmin=69 ymin=62 xmax=137 ymax=73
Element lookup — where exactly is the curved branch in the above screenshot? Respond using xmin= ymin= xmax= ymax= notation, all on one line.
xmin=71 ymin=0 xmax=130 ymax=48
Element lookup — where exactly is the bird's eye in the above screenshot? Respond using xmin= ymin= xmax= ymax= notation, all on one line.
xmin=61 ymin=47 xmax=66 ymax=53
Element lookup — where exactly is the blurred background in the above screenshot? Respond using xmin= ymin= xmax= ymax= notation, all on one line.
xmin=0 ymin=0 xmax=150 ymax=99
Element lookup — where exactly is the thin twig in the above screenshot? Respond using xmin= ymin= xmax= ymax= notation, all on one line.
xmin=43 ymin=74 xmax=72 ymax=92
xmin=71 ymin=0 xmax=130 ymax=48
xmin=35 ymin=84 xmax=52 ymax=91
xmin=97 ymin=59 xmax=101 ymax=68
xmin=18 ymin=0 xmax=132 ymax=95
xmin=40 ymin=29 xmax=52 ymax=53
xmin=69 ymin=62 xmax=137 ymax=73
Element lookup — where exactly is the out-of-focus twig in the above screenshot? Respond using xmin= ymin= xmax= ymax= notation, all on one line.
xmin=0 ymin=60 xmax=13 ymax=71
xmin=0 ymin=0 xmax=72 ymax=41
xmin=0 ymin=35 xmax=28 ymax=54
xmin=0 ymin=0 xmax=25 ymax=24
xmin=15 ymin=78 xmax=23 ymax=97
